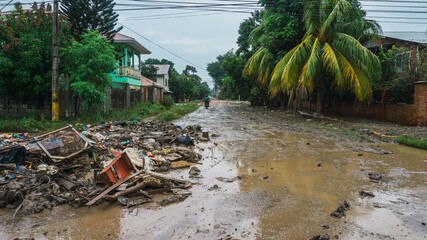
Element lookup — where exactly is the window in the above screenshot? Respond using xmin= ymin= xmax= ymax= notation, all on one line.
xmin=395 ymin=51 xmax=411 ymax=72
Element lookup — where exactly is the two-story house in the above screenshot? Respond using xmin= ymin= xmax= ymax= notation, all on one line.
xmin=141 ymin=64 xmax=172 ymax=103
xmin=108 ymin=33 xmax=151 ymax=108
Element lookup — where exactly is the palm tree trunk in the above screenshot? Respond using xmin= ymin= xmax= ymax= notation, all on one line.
xmin=316 ymin=85 xmax=322 ymax=113
xmin=295 ymin=89 xmax=302 ymax=111
xmin=380 ymin=87 xmax=386 ymax=120
xmin=281 ymin=92 xmax=287 ymax=109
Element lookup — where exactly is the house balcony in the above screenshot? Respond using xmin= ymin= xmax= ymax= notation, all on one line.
xmin=115 ymin=66 xmax=141 ymax=80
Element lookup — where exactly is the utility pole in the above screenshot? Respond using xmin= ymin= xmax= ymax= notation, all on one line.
xmin=51 ymin=0 xmax=59 ymax=121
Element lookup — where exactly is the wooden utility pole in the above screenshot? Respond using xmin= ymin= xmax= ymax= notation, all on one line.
xmin=51 ymin=0 xmax=59 ymax=121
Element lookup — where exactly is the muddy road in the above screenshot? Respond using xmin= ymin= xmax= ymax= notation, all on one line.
xmin=1 ymin=100 xmax=426 ymax=239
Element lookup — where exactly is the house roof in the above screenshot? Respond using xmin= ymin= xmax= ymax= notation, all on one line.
xmin=381 ymin=32 xmax=427 ymax=44
xmin=141 ymin=76 xmax=164 ymax=88
xmin=152 ymin=65 xmax=170 ymax=75
xmin=111 ymin=32 xmax=151 ymax=54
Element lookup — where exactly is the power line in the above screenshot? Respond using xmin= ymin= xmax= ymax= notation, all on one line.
xmin=0 ymin=0 xmax=13 ymax=11
xmin=118 ymin=22 xmax=209 ymax=73
xmin=121 ymin=12 xmax=225 ymax=21
xmin=375 ymin=20 xmax=427 ymax=24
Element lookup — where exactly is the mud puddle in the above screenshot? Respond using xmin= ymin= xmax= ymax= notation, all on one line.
xmin=1 ymin=100 xmax=426 ymax=239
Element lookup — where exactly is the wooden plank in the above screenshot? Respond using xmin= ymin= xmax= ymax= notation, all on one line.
xmin=86 ymin=170 xmax=142 ymax=206
xmin=37 ymin=125 xmax=71 ymax=139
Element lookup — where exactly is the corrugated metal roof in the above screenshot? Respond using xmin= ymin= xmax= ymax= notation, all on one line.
xmin=141 ymin=76 xmax=155 ymax=86
xmin=112 ymin=32 xmax=135 ymax=41
xmin=110 ymin=33 xmax=151 ymax=54
xmin=152 ymin=65 xmax=170 ymax=75
xmin=382 ymin=32 xmax=427 ymax=44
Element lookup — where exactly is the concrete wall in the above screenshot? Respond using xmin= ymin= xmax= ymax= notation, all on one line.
xmin=0 ymin=96 xmax=51 ymax=118
xmin=111 ymin=86 xmax=127 ymax=110
xmin=0 ymin=83 xmax=152 ymax=119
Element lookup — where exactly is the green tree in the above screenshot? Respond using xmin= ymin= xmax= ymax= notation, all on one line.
xmin=233 ymin=0 xmax=306 ymax=106
xmin=372 ymin=46 xmax=399 ymax=104
xmin=236 ymin=10 xmax=263 ymax=57
xmin=222 ymin=53 xmax=252 ymax=100
xmin=207 ymin=50 xmax=233 ymax=90
xmin=258 ymin=0 xmax=305 ymax=61
xmin=61 ymin=31 xmax=116 ymax=113
xmin=197 ymin=82 xmax=211 ymax=99
xmin=60 ymin=0 xmax=122 ymax=41
xmin=375 ymin=45 xmax=426 ymax=104
xmin=144 ymin=58 xmax=176 ymax=70
xmin=141 ymin=64 xmax=158 ymax=81
xmin=0 ymin=2 xmax=72 ymax=101
xmin=249 ymin=0 xmax=381 ymax=112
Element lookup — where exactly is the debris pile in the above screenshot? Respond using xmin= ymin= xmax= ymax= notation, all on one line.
xmin=0 ymin=121 xmax=205 ymax=217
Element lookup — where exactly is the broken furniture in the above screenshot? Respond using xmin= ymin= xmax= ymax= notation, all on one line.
xmin=33 ymin=125 xmax=91 ymax=162
xmin=99 ymin=151 xmax=135 ymax=186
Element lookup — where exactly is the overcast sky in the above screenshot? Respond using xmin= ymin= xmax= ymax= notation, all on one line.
xmin=1 ymin=0 xmax=426 ymax=88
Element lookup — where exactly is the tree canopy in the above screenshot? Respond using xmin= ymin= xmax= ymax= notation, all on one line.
xmin=60 ymin=0 xmax=122 ymax=41
xmin=143 ymin=59 xmax=211 ymax=102
xmin=0 ymin=2 xmax=72 ymax=101
xmin=61 ymin=31 xmax=116 ymax=111
xmin=245 ymin=0 xmax=382 ymax=112
xmin=141 ymin=64 xmax=158 ymax=81
xmin=207 ymin=51 xmax=234 ymax=91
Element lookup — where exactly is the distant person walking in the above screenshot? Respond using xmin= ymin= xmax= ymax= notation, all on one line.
xmin=204 ymin=96 xmax=210 ymax=109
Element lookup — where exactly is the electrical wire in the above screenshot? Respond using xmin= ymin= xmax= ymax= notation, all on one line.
xmin=118 ymin=22 xmax=209 ymax=73
xmin=0 ymin=0 xmax=13 ymax=11
xmin=2 ymin=0 xmax=427 ymax=24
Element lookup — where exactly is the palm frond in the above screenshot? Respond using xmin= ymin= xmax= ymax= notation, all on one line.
xmin=243 ymin=47 xmax=274 ymax=86
xmin=299 ymin=37 xmax=322 ymax=90
xmin=303 ymin=1 xmax=323 ymax=37
xmin=257 ymin=50 xmax=273 ymax=86
xmin=320 ymin=0 xmax=360 ymax=39
xmin=334 ymin=49 xmax=372 ymax=100
xmin=332 ymin=33 xmax=381 ymax=81
xmin=249 ymin=24 xmax=265 ymax=44
xmin=269 ymin=35 xmax=314 ymax=96
xmin=322 ymin=42 xmax=343 ymax=87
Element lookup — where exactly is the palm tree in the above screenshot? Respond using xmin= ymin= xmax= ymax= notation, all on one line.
xmin=246 ymin=0 xmax=382 ymax=112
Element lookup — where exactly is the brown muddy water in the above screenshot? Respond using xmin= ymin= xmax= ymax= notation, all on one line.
xmin=1 ymin=100 xmax=426 ymax=239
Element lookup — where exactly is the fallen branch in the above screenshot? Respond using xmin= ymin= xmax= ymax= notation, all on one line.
xmin=86 ymin=170 xmax=142 ymax=206
xmin=13 ymin=193 xmax=25 ymax=219
xmin=107 ymin=181 xmax=149 ymax=200
xmin=145 ymin=170 xmax=189 ymax=185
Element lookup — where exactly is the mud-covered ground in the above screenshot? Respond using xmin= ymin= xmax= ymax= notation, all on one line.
xmin=241 ymin=102 xmax=426 ymax=146
xmin=0 ymin=100 xmax=426 ymax=239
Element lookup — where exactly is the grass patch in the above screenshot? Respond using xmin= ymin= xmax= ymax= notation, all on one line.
xmin=345 ymin=129 xmax=358 ymax=137
xmin=0 ymin=103 xmax=200 ymax=133
xmin=156 ymin=104 xmax=200 ymax=122
xmin=396 ymin=135 xmax=427 ymax=150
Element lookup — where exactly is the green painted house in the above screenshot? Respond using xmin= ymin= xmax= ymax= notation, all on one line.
xmin=109 ymin=33 xmax=151 ymax=88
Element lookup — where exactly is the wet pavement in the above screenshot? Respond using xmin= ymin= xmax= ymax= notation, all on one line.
xmin=1 ymin=100 xmax=426 ymax=239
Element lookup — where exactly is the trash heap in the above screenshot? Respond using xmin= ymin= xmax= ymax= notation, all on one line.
xmin=0 ymin=121 xmax=206 ymax=217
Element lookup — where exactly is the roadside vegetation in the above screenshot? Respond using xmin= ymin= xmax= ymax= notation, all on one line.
xmin=208 ymin=0 xmax=426 ymax=113
xmin=142 ymin=60 xmax=211 ymax=102
xmin=0 ymin=103 xmax=200 ymax=133
xmin=0 ymin=2 xmax=207 ymax=123
xmin=396 ymin=135 xmax=427 ymax=150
